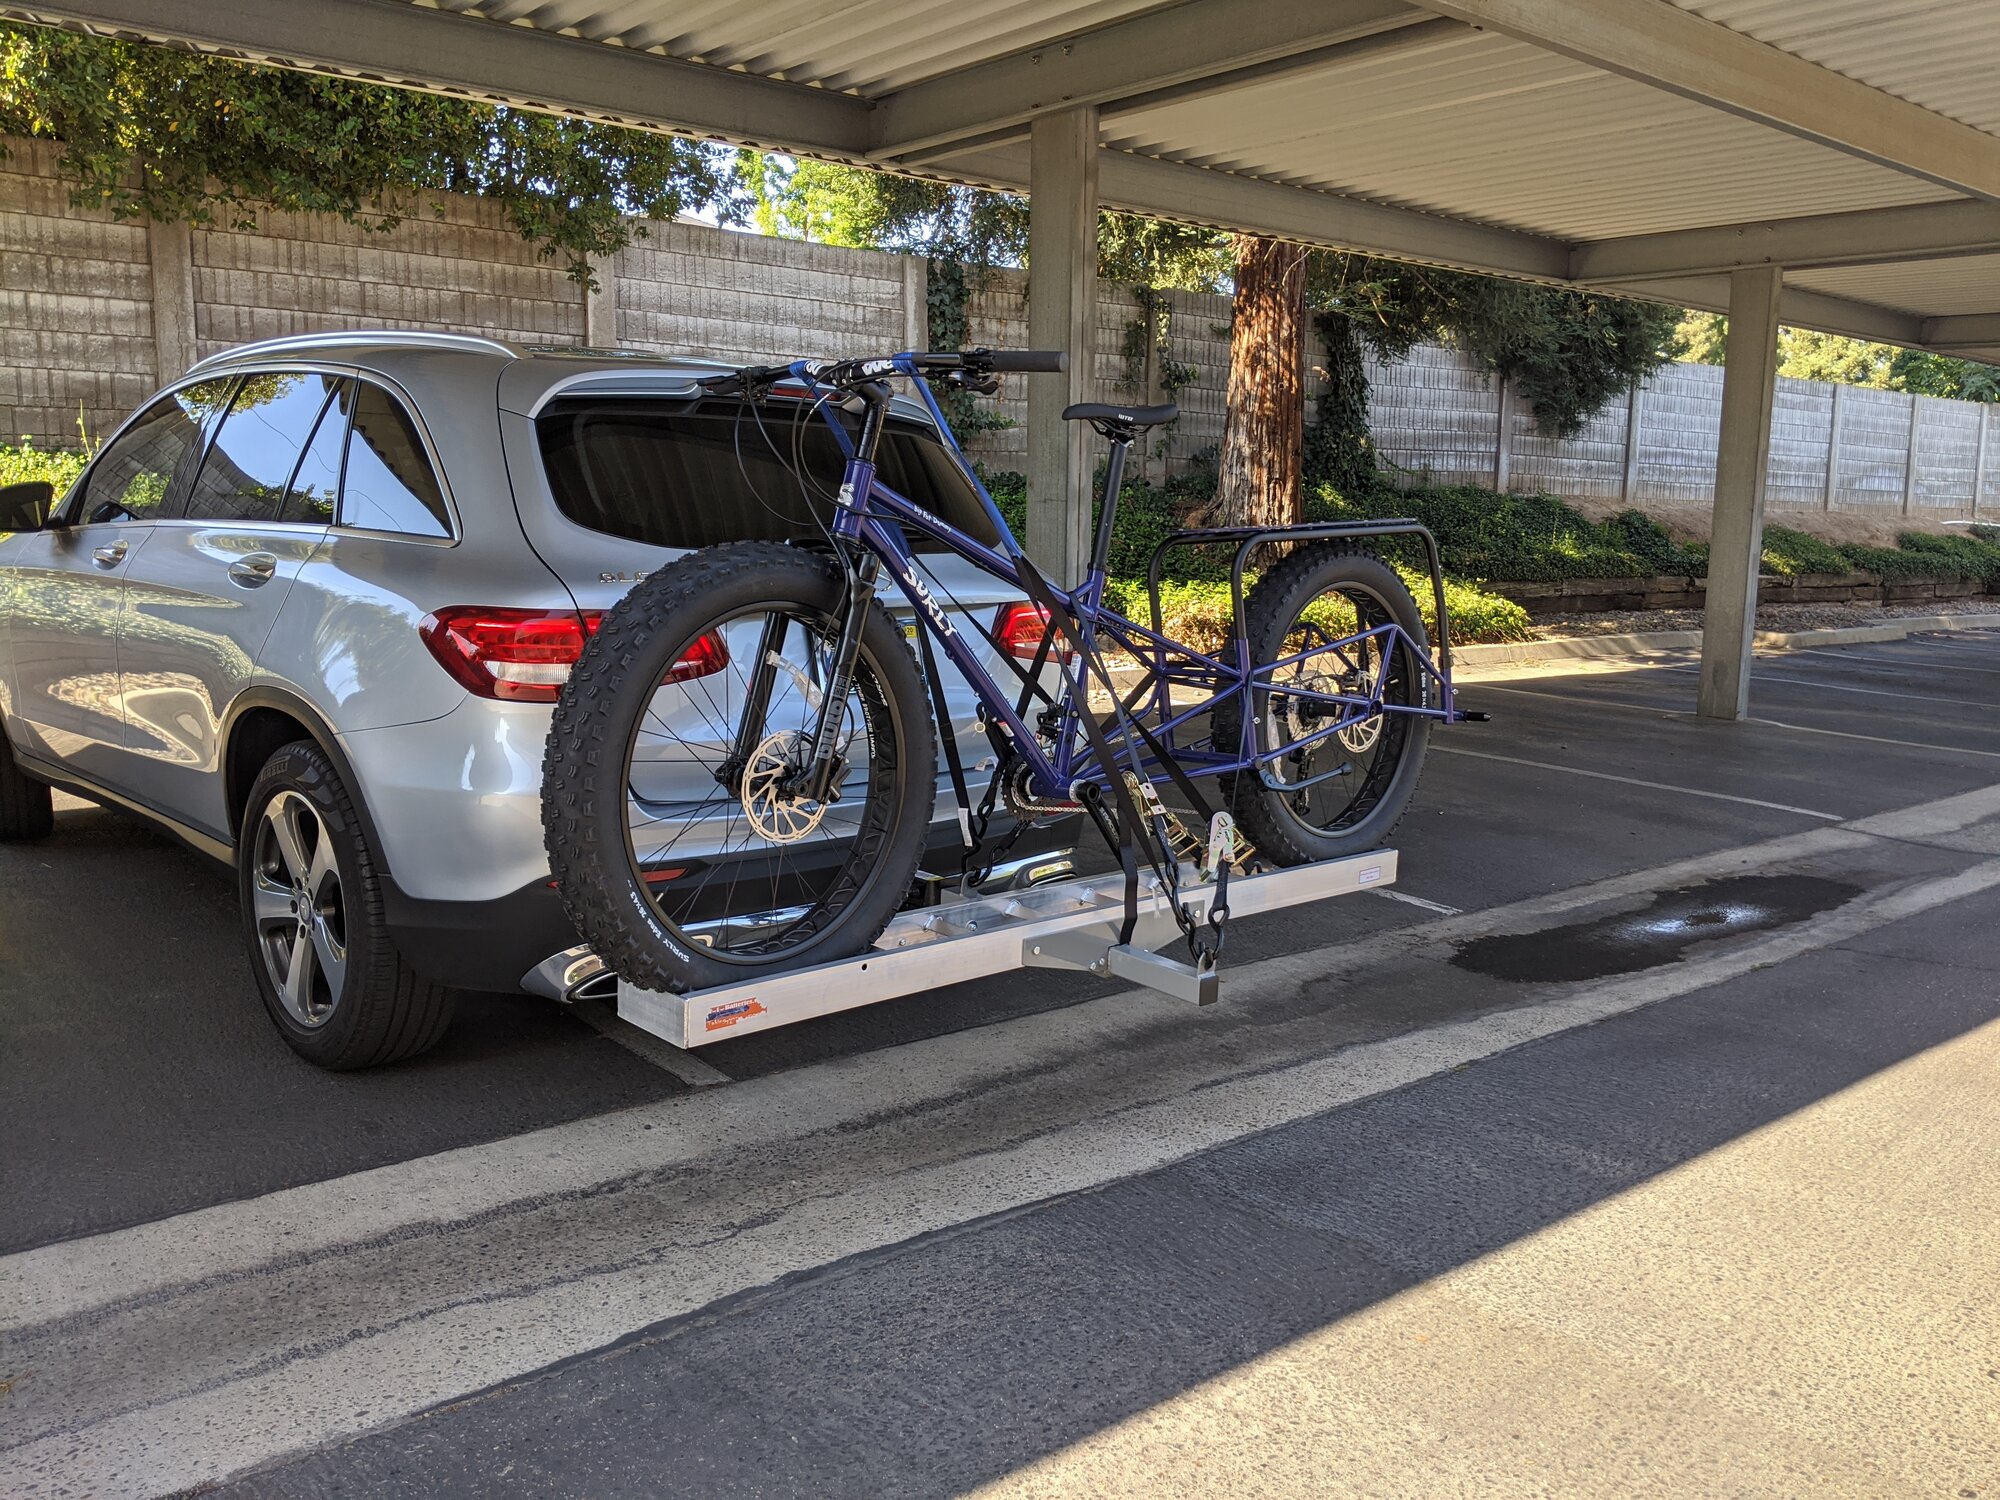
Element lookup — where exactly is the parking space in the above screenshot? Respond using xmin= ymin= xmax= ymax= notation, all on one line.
xmin=4 ymin=630 xmax=1995 ymax=1253
xmin=7 ymin=626 xmax=2000 ymax=1496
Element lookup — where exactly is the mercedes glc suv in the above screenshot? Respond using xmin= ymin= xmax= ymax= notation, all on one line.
xmin=0 ymin=332 xmax=1073 ymax=1068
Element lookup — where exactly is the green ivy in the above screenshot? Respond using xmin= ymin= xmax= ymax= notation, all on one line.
xmin=0 ymin=23 xmax=738 ymax=283
xmin=924 ymin=257 xmax=1011 ymax=437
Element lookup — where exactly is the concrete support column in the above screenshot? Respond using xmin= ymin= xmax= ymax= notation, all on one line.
xmin=583 ymin=252 xmax=619 ymax=348
xmin=1025 ymin=105 xmax=1099 ymax=585
xmin=900 ymin=255 xmax=929 ymax=354
xmin=147 ymin=218 xmax=197 ymax=386
xmin=1697 ymin=265 xmax=1783 ymax=721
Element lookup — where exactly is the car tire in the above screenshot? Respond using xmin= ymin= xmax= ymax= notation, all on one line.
xmin=0 ymin=727 xmax=55 ymax=842
xmin=239 ymin=741 xmax=458 ymax=1069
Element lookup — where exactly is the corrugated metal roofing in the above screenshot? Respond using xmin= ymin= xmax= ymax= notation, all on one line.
xmin=1670 ymin=0 xmax=2000 ymax=136
xmin=424 ymin=0 xmax=1170 ymax=95
xmin=1790 ymin=254 xmax=2000 ymax=318
xmin=1102 ymin=26 xmax=1960 ymax=242
xmin=19 ymin=0 xmax=2000 ymax=349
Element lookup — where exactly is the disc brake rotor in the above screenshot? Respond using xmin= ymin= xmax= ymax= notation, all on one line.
xmin=740 ymin=730 xmax=829 ymax=844
xmin=1335 ymin=638 xmax=1384 ymax=754
xmin=1270 ymin=633 xmax=1383 ymax=769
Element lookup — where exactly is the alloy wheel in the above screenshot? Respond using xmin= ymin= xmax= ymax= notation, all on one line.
xmin=250 ymin=790 xmax=348 ymax=1026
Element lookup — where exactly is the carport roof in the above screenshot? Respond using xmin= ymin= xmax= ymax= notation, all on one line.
xmin=9 ymin=0 xmax=2000 ymax=361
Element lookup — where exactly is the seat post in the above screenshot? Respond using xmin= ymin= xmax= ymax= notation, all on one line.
xmin=1088 ymin=426 xmax=1134 ymax=596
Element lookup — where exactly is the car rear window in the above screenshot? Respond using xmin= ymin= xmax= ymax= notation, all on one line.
xmin=535 ymin=398 xmax=1002 ymax=554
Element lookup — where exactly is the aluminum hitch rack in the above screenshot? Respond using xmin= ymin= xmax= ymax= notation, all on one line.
xmin=613 ymin=847 xmax=1398 ymax=1048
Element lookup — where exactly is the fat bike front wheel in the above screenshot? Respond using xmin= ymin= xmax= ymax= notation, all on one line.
xmin=542 ymin=541 xmax=936 ymax=995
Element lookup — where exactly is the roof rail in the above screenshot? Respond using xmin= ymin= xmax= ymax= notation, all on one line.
xmin=185 ymin=330 xmax=520 ymax=377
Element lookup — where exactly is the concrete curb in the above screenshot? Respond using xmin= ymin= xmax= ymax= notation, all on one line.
xmin=1452 ymin=612 xmax=2000 ymax=671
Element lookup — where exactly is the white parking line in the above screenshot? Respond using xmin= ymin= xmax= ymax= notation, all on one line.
xmin=569 ymin=994 xmax=733 ymax=1088
xmin=1653 ymin=661 xmax=1988 ymax=705
xmin=1371 ymin=888 xmax=1462 ymax=915
xmin=1748 ymin=717 xmax=2000 ymax=760
xmin=1431 ymin=744 xmax=1843 ymax=820
xmin=1789 ymin=647 xmax=2000 ymax=676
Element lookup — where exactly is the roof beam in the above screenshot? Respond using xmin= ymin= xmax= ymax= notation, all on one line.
xmin=1 ymin=0 xmax=871 ymax=156
xmin=867 ymin=0 xmax=1433 ymax=164
xmin=938 ymin=144 xmax=1570 ymax=281
xmin=1618 ymin=274 xmax=1925 ymax=347
xmin=1422 ymin=0 xmax=2000 ymax=201
xmin=1921 ymin=314 xmax=2000 ymax=352
xmin=1573 ymin=200 xmax=2000 ymax=284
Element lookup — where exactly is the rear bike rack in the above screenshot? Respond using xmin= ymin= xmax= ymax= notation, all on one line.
xmin=612 ymin=847 xmax=1398 ymax=1048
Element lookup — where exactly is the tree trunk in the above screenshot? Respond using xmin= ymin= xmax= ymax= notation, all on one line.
xmin=1214 ymin=235 xmax=1309 ymax=528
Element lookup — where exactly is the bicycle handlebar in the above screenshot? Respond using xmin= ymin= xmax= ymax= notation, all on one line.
xmin=694 ymin=347 xmax=1067 ymax=396
xmin=981 ymin=350 xmax=1067 ymax=374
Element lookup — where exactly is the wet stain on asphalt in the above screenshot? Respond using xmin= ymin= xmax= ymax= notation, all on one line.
xmin=1450 ymin=874 xmax=1863 ymax=984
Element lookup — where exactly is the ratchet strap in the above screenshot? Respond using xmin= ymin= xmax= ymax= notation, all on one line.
xmin=1010 ymin=554 xmax=1191 ymax=949
xmin=910 ymin=614 xmax=976 ymax=849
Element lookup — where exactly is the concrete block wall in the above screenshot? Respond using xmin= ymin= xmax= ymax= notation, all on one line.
xmin=1373 ymin=339 xmax=1999 ymax=519
xmin=954 ymin=268 xmax=1228 ymax=476
xmin=616 ymin=219 xmax=920 ymax=366
xmin=0 ymin=138 xmax=158 ymax=447
xmin=190 ymin=196 xmax=584 ymax=361
xmin=0 ymin=132 xmax=1993 ymax=519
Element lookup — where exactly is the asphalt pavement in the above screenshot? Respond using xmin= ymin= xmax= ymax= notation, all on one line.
xmin=3 ymin=627 xmax=1998 ymax=1495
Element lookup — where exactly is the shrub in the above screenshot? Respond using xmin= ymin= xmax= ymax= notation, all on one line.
xmin=1759 ymin=525 xmax=1849 ymax=577
xmin=1100 ymin=568 xmax=1532 ymax=651
xmin=1891 ymin=529 xmax=2000 ymax=582
xmin=1307 ymin=482 xmax=1703 ymax=582
xmin=0 ymin=438 xmax=88 ymax=496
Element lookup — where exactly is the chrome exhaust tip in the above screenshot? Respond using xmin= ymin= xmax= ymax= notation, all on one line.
xmin=521 ymin=945 xmax=611 ymax=1006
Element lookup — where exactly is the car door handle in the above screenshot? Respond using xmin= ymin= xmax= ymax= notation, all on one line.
xmin=228 ymin=553 xmax=279 ymax=588
xmin=91 ymin=540 xmax=128 ymax=568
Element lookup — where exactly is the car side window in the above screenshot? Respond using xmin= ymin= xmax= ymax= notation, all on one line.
xmin=76 ymin=379 xmax=233 ymax=525
xmin=185 ymin=372 xmax=347 ymax=525
xmin=279 ymin=380 xmax=354 ymax=525
xmin=339 ymin=384 xmax=451 ymax=538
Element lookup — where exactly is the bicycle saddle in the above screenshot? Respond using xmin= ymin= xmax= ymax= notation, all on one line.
xmin=1061 ymin=401 xmax=1179 ymax=429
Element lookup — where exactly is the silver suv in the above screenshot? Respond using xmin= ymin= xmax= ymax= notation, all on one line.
xmin=0 ymin=331 xmax=1072 ymax=1068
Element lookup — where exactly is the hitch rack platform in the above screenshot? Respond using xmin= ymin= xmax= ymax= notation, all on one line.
xmin=615 ymin=847 xmax=1397 ymax=1049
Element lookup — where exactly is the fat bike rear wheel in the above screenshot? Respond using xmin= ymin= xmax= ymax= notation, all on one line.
xmin=1214 ymin=543 xmax=1431 ymax=866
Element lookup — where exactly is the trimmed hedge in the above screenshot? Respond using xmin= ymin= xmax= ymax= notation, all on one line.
xmin=1309 ymin=482 xmax=1708 ymax=582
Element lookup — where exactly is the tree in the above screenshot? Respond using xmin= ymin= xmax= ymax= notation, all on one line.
xmin=736 ymin=155 xmax=1683 ymax=522
xmin=1300 ymin=256 xmax=1683 ymax=506
xmin=1889 ymin=350 xmax=2000 ymax=402
xmin=0 ymin=23 xmax=740 ymax=279
xmin=1213 ymin=236 xmax=1310 ymax=528
xmin=1675 ymin=314 xmax=1998 ymax=401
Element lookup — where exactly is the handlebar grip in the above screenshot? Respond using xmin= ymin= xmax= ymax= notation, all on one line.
xmin=984 ymin=350 xmax=1069 ymax=374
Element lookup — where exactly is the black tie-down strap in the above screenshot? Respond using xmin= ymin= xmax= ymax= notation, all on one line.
xmin=1008 ymin=555 xmax=1212 ymax=956
xmin=910 ymin=615 xmax=975 ymax=852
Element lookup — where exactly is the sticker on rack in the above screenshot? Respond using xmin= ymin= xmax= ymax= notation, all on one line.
xmin=705 ymin=999 xmax=768 ymax=1032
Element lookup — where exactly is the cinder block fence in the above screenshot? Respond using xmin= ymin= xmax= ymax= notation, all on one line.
xmin=2 ymin=135 xmax=1993 ymax=519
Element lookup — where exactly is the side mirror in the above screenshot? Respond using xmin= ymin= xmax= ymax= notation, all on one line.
xmin=0 ymin=480 xmax=54 ymax=533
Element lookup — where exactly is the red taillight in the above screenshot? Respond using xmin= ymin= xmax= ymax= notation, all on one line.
xmin=664 ymin=630 xmax=729 ymax=684
xmin=995 ymin=602 xmax=1074 ymax=664
xmin=420 ymin=607 xmax=727 ymax=703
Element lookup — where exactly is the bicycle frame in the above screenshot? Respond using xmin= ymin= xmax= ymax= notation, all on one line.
xmin=780 ymin=355 xmax=1462 ymax=806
